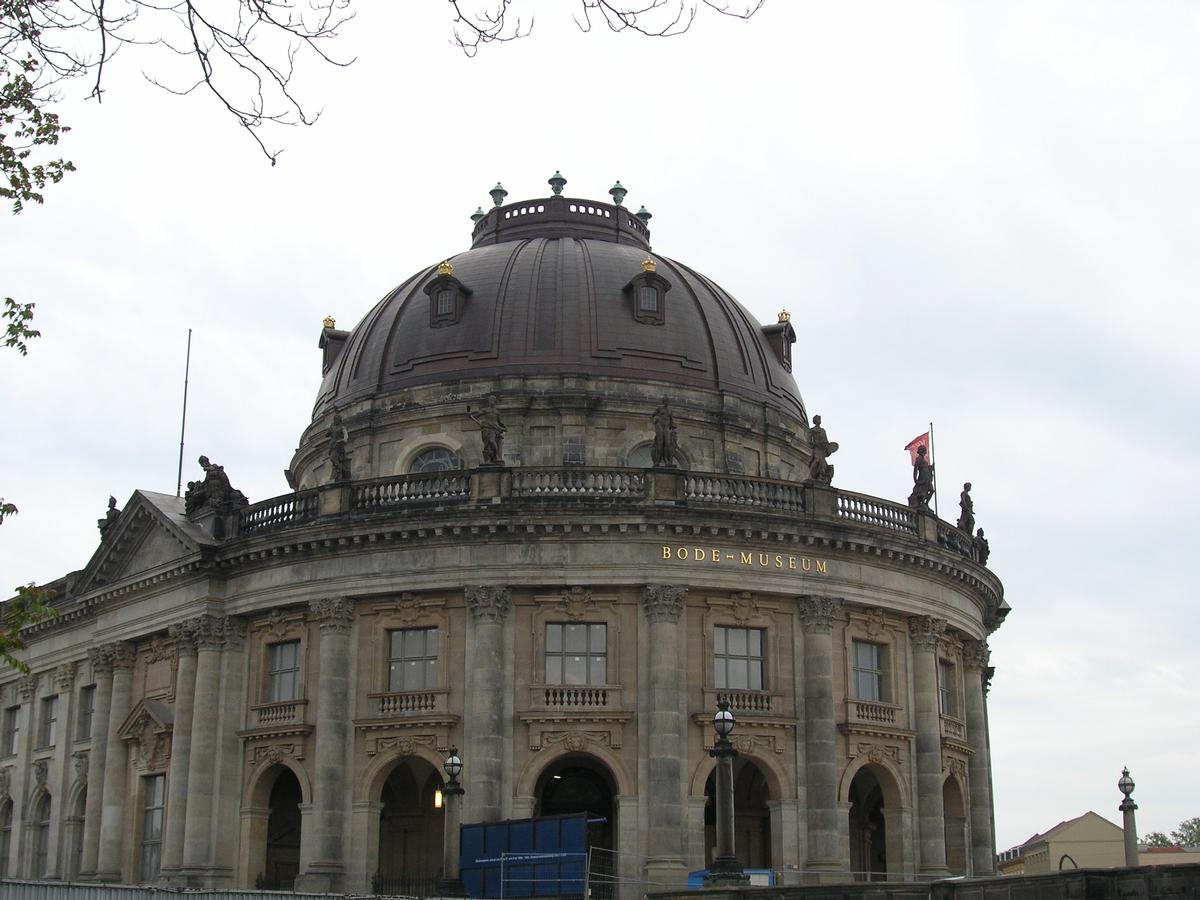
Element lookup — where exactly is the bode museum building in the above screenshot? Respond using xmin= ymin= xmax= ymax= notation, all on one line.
xmin=0 ymin=180 xmax=1008 ymax=894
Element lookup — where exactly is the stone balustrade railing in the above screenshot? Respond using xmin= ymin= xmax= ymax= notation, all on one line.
xmin=717 ymin=691 xmax=774 ymax=713
xmin=543 ymin=686 xmax=610 ymax=708
xmin=372 ymin=690 xmax=444 ymax=716
xmin=215 ymin=466 xmax=987 ymax=568
xmin=352 ymin=471 xmax=471 ymax=511
xmin=837 ymin=490 xmax=918 ymax=535
xmin=251 ymin=699 xmax=306 ymax=726
xmin=512 ymin=467 xmax=646 ymax=499
xmin=940 ymin=715 xmax=967 ymax=740
xmin=684 ymin=474 xmax=805 ymax=513
xmin=847 ymin=699 xmax=901 ymax=727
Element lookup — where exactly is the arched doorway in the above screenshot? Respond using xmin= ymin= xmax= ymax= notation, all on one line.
xmin=849 ymin=767 xmax=887 ymax=880
xmin=943 ymin=776 xmax=967 ymax=875
xmin=703 ymin=758 xmax=770 ymax=869
xmin=376 ymin=758 xmax=444 ymax=893
xmin=534 ymin=755 xmax=616 ymax=852
xmin=66 ymin=787 xmax=86 ymax=880
xmin=29 ymin=793 xmax=50 ymax=879
xmin=263 ymin=768 xmax=302 ymax=889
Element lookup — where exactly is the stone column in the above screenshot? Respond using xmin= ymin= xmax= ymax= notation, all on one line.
xmin=464 ymin=586 xmax=511 ymax=823
xmin=160 ymin=620 xmax=199 ymax=880
xmin=79 ymin=646 xmax=115 ymax=879
xmin=908 ymin=615 xmax=949 ymax=877
xmin=797 ymin=595 xmax=842 ymax=877
xmin=297 ymin=597 xmax=354 ymax=892
xmin=46 ymin=662 xmax=79 ymax=878
xmin=182 ymin=614 xmax=228 ymax=880
xmin=96 ymin=642 xmax=136 ymax=882
xmin=961 ymin=640 xmax=994 ymax=875
xmin=641 ymin=584 xmax=687 ymax=886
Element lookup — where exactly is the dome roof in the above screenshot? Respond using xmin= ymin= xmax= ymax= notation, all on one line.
xmin=314 ymin=193 xmax=805 ymax=421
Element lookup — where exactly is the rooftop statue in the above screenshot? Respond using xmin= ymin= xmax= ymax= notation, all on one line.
xmin=327 ymin=413 xmax=351 ymax=482
xmin=185 ymin=455 xmax=249 ymax=515
xmin=907 ymin=444 xmax=935 ymax=510
xmin=469 ymin=396 xmax=507 ymax=465
xmin=97 ymin=496 xmax=120 ymax=540
xmin=957 ymin=482 xmax=975 ymax=533
xmin=651 ymin=398 xmax=681 ymax=468
xmin=974 ymin=528 xmax=990 ymax=565
xmin=807 ymin=414 xmax=839 ymax=485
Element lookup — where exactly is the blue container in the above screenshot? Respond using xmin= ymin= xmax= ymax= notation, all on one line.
xmin=460 ymin=812 xmax=604 ymax=898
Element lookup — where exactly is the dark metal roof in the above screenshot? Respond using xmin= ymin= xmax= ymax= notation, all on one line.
xmin=313 ymin=196 xmax=806 ymax=421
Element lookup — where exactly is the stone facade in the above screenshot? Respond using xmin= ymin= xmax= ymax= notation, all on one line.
xmin=0 ymin=190 xmax=1008 ymax=896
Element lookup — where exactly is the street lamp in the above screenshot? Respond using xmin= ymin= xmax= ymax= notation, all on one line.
xmin=705 ymin=699 xmax=749 ymax=886
xmin=438 ymin=747 xmax=466 ymax=896
xmin=1118 ymin=767 xmax=1139 ymax=867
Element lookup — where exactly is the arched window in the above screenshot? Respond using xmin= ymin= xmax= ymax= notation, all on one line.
xmin=409 ymin=447 xmax=460 ymax=474
xmin=31 ymin=793 xmax=50 ymax=878
xmin=0 ymin=799 xmax=12 ymax=878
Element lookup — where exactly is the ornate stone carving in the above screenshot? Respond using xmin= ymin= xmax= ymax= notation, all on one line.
xmin=650 ymin=399 xmax=681 ymax=468
xmin=168 ymin=619 xmax=200 ymax=656
xmin=641 ymin=585 xmax=686 ymax=623
xmin=943 ymin=757 xmax=968 ymax=779
xmin=465 ymin=586 xmax=511 ymax=623
xmin=0 ymin=767 xmax=9 ymax=798
xmin=797 ymin=595 xmax=840 ymax=634
xmin=560 ymin=586 xmax=593 ymax=621
xmin=97 ymin=495 xmax=121 ymax=541
xmin=54 ymin=662 xmax=77 ymax=690
xmin=393 ymin=593 xmax=423 ymax=626
xmin=88 ymin=645 xmax=114 ymax=675
xmin=806 ymin=414 xmax=839 ymax=485
xmin=130 ymin=709 xmax=171 ymax=769
xmin=184 ymin=454 xmax=249 ymax=515
xmin=110 ymin=641 xmax=137 ymax=670
xmin=144 ymin=638 xmax=175 ymax=665
xmin=192 ymin=614 xmax=232 ymax=650
xmin=73 ymin=750 xmax=89 ymax=784
xmin=32 ymin=759 xmax=48 ymax=786
xmin=961 ymin=639 xmax=990 ymax=672
xmin=864 ymin=607 xmax=886 ymax=639
xmin=540 ymin=730 xmax=612 ymax=754
xmin=468 ymin=395 xmax=507 ymax=465
xmin=852 ymin=741 xmax=902 ymax=767
xmin=223 ymin=617 xmax=247 ymax=650
xmin=957 ymin=482 xmax=975 ymax=533
xmin=365 ymin=732 xmax=440 ymax=758
xmin=262 ymin=610 xmax=294 ymax=641
xmin=730 ymin=592 xmax=757 ymax=624
xmin=907 ymin=615 xmax=947 ymax=649
xmin=249 ymin=742 xmax=305 ymax=765
xmin=309 ymin=597 xmax=354 ymax=633
xmin=16 ymin=674 xmax=38 ymax=700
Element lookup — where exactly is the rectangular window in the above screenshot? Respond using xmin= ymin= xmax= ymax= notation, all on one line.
xmin=852 ymin=640 xmax=886 ymax=702
xmin=266 ymin=641 xmax=301 ymax=703
xmin=714 ymin=626 xmax=764 ymax=691
xmin=140 ymin=774 xmax=165 ymax=882
xmin=388 ymin=627 xmax=439 ymax=692
xmin=436 ymin=289 xmax=456 ymax=317
xmin=938 ymin=660 xmax=957 ymax=716
xmin=77 ymin=685 xmax=96 ymax=740
xmin=2 ymin=707 xmax=19 ymax=757
xmin=38 ymin=696 xmax=58 ymax=748
xmin=544 ymin=623 xmax=607 ymax=686
xmin=638 ymin=285 xmax=660 ymax=314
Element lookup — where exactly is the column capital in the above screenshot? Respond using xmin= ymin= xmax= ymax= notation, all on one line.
xmin=16 ymin=673 xmax=38 ymax=700
xmin=55 ymin=661 xmax=77 ymax=690
xmin=168 ymin=619 xmax=200 ymax=656
xmin=907 ymin=614 xmax=947 ymax=649
xmin=309 ymin=597 xmax=355 ymax=634
xmin=961 ymin=639 xmax=990 ymax=671
xmin=73 ymin=749 xmax=89 ymax=785
xmin=109 ymin=641 xmax=137 ymax=670
xmin=465 ymin=586 xmax=511 ymax=623
xmin=191 ymin=613 xmax=234 ymax=650
xmin=641 ymin=584 xmax=687 ymax=623
xmin=796 ymin=595 xmax=841 ymax=634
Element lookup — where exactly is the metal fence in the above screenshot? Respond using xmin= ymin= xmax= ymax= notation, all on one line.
xmin=0 ymin=880 xmax=452 ymax=900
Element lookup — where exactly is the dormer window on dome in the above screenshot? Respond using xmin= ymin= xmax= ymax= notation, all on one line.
xmin=761 ymin=310 xmax=797 ymax=372
xmin=424 ymin=260 xmax=472 ymax=328
xmin=624 ymin=256 xmax=671 ymax=326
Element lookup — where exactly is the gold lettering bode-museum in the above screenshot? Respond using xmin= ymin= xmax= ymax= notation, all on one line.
xmin=1 ymin=185 xmax=1007 ymax=894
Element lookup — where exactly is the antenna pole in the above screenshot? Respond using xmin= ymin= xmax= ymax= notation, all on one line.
xmin=175 ymin=331 xmax=192 ymax=496
xmin=929 ymin=420 xmax=939 ymax=520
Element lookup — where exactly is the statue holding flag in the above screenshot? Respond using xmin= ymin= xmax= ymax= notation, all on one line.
xmin=907 ymin=443 xmax=935 ymax=510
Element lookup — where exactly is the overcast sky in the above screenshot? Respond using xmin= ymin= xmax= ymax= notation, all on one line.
xmin=1 ymin=1 xmax=1196 ymax=853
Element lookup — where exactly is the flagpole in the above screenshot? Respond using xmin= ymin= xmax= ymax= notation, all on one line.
xmin=928 ymin=420 xmax=939 ymax=520
xmin=176 ymin=328 xmax=192 ymax=497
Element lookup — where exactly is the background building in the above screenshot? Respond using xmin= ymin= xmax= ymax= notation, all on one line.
xmin=996 ymin=813 xmax=1200 ymax=875
xmin=0 ymin=187 xmax=1008 ymax=895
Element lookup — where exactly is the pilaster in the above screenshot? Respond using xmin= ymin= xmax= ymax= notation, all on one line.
xmin=962 ymin=639 xmax=994 ymax=875
xmin=797 ymin=595 xmax=843 ymax=878
xmin=79 ymin=646 xmax=115 ymax=879
xmin=96 ymin=641 xmax=136 ymax=882
xmin=464 ymin=586 xmax=510 ymax=823
xmin=908 ymin=615 xmax=950 ymax=877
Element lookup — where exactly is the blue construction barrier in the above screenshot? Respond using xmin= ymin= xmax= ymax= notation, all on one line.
xmin=460 ymin=812 xmax=605 ymax=898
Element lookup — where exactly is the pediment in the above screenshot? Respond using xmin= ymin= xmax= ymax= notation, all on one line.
xmin=117 ymin=697 xmax=174 ymax=741
xmin=75 ymin=490 xmax=213 ymax=595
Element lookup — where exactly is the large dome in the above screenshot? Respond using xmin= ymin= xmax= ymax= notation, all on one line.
xmin=313 ymin=193 xmax=805 ymax=422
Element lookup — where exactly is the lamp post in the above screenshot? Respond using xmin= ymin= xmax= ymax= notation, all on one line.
xmin=438 ymin=747 xmax=466 ymax=896
xmin=705 ymin=699 xmax=749 ymax=886
xmin=1118 ymin=767 xmax=1139 ymax=868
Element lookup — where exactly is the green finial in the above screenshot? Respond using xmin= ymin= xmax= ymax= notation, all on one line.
xmin=609 ymin=181 xmax=627 ymax=206
xmin=548 ymin=170 xmax=567 ymax=196
xmin=490 ymin=182 xmax=508 ymax=207
xmin=470 ymin=206 xmax=486 ymax=223
xmin=635 ymin=205 xmax=652 ymax=223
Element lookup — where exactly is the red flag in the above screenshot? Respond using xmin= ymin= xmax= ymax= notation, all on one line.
xmin=905 ymin=432 xmax=931 ymax=465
